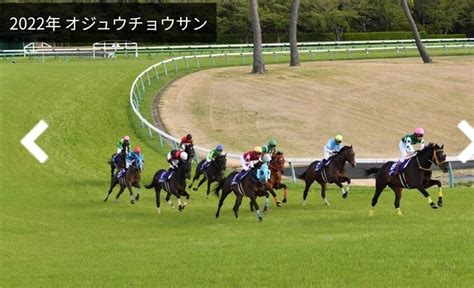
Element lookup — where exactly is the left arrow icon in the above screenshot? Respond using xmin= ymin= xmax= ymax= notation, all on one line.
xmin=21 ymin=120 xmax=49 ymax=163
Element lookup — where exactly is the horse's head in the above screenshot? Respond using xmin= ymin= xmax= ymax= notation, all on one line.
xmin=421 ymin=143 xmax=449 ymax=172
xmin=177 ymin=159 xmax=192 ymax=180
xmin=215 ymin=153 xmax=227 ymax=172
xmin=270 ymin=151 xmax=285 ymax=171
xmin=338 ymin=146 xmax=356 ymax=167
xmin=134 ymin=155 xmax=144 ymax=171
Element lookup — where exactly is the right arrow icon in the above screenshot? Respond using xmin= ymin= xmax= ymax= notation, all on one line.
xmin=21 ymin=120 xmax=49 ymax=164
xmin=457 ymin=120 xmax=474 ymax=163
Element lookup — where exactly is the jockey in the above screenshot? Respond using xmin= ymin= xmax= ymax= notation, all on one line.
xmin=240 ymin=146 xmax=263 ymax=171
xmin=118 ymin=146 xmax=141 ymax=177
xmin=179 ymin=134 xmax=193 ymax=151
xmin=167 ymin=149 xmax=188 ymax=170
xmin=203 ymin=144 xmax=223 ymax=170
xmin=261 ymin=138 xmax=277 ymax=156
xmin=324 ymin=135 xmax=343 ymax=160
xmin=126 ymin=146 xmax=142 ymax=169
xmin=400 ymin=127 xmax=425 ymax=161
xmin=116 ymin=135 xmax=131 ymax=154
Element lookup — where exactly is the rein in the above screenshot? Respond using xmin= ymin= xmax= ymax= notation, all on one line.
xmin=416 ymin=148 xmax=446 ymax=171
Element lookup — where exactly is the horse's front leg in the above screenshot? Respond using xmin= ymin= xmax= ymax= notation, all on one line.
xmin=115 ymin=185 xmax=126 ymax=204
xmin=320 ymin=182 xmax=330 ymax=206
xmin=415 ymin=184 xmax=438 ymax=209
xmin=424 ymin=179 xmax=443 ymax=207
xmin=134 ymin=182 xmax=141 ymax=202
xmin=249 ymin=194 xmax=263 ymax=222
xmin=334 ymin=180 xmax=348 ymax=199
xmin=165 ymin=192 xmax=174 ymax=209
xmin=339 ymin=176 xmax=351 ymax=199
xmin=266 ymin=184 xmax=280 ymax=207
xmin=194 ymin=176 xmax=207 ymax=193
xmin=126 ymin=183 xmax=135 ymax=204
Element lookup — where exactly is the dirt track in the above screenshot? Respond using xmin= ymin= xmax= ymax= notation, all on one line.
xmin=157 ymin=57 xmax=473 ymax=158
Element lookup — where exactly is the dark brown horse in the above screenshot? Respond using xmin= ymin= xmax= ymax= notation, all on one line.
xmin=145 ymin=159 xmax=192 ymax=214
xmin=214 ymin=163 xmax=267 ymax=221
xmin=299 ymin=146 xmax=356 ymax=206
xmin=184 ymin=144 xmax=195 ymax=163
xmin=104 ymin=155 xmax=144 ymax=204
xmin=188 ymin=154 xmax=227 ymax=196
xmin=366 ymin=143 xmax=448 ymax=216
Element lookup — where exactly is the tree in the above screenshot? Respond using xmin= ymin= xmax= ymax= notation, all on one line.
xmin=401 ymin=0 xmax=432 ymax=63
xmin=260 ymin=0 xmax=290 ymax=43
xmin=251 ymin=0 xmax=266 ymax=73
xmin=289 ymin=0 xmax=301 ymax=66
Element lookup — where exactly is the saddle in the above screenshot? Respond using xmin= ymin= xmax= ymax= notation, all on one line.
xmin=315 ymin=158 xmax=332 ymax=172
xmin=232 ymin=164 xmax=270 ymax=186
xmin=389 ymin=158 xmax=411 ymax=176
xmin=159 ymin=170 xmax=174 ymax=183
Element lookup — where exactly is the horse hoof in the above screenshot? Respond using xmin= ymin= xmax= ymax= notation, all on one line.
xmin=135 ymin=195 xmax=140 ymax=201
xmin=178 ymin=205 xmax=184 ymax=212
xmin=324 ymin=202 xmax=331 ymax=206
xmin=276 ymin=202 xmax=281 ymax=207
xmin=263 ymin=207 xmax=268 ymax=213
xmin=130 ymin=200 xmax=135 ymax=205
xmin=430 ymin=203 xmax=438 ymax=209
xmin=282 ymin=198 xmax=287 ymax=204
xmin=342 ymin=192 xmax=348 ymax=199
xmin=437 ymin=200 xmax=443 ymax=207
xmin=258 ymin=217 xmax=263 ymax=222
xmin=302 ymin=201 xmax=307 ymax=206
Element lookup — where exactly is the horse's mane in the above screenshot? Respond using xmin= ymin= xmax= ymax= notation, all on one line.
xmin=338 ymin=146 xmax=352 ymax=153
xmin=419 ymin=143 xmax=442 ymax=153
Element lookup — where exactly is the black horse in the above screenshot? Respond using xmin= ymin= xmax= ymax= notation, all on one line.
xmin=108 ymin=152 xmax=125 ymax=179
xmin=214 ymin=163 xmax=268 ymax=221
xmin=184 ymin=144 xmax=196 ymax=162
xmin=299 ymin=146 xmax=356 ymax=206
xmin=104 ymin=155 xmax=144 ymax=204
xmin=145 ymin=160 xmax=192 ymax=214
xmin=188 ymin=154 xmax=227 ymax=196
xmin=366 ymin=143 xmax=448 ymax=216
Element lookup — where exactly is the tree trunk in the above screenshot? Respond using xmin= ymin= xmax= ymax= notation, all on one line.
xmin=250 ymin=0 xmax=265 ymax=73
xmin=289 ymin=0 xmax=300 ymax=67
xmin=401 ymin=0 xmax=432 ymax=63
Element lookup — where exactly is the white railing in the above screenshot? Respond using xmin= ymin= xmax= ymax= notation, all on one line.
xmin=129 ymin=44 xmax=474 ymax=167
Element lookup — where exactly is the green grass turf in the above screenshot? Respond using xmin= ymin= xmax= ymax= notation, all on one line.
xmin=1 ymin=58 xmax=473 ymax=287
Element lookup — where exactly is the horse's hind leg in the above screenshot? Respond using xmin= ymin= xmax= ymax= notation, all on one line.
xmin=263 ymin=192 xmax=270 ymax=213
xmin=155 ymin=187 xmax=162 ymax=214
xmin=424 ymin=179 xmax=443 ymax=207
xmin=267 ymin=188 xmax=280 ymax=207
xmin=277 ymin=183 xmax=288 ymax=203
xmin=302 ymin=179 xmax=314 ymax=205
xmin=334 ymin=180 xmax=348 ymax=199
xmin=104 ymin=177 xmax=119 ymax=202
xmin=165 ymin=192 xmax=174 ymax=209
xmin=370 ymin=180 xmax=387 ymax=216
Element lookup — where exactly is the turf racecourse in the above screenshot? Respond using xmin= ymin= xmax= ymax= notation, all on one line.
xmin=1 ymin=59 xmax=473 ymax=287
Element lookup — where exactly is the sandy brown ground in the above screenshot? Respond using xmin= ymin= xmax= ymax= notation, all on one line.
xmin=157 ymin=57 xmax=473 ymax=159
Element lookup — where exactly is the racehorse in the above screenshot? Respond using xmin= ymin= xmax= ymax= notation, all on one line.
xmin=108 ymin=152 xmax=125 ymax=179
xmin=214 ymin=163 xmax=268 ymax=221
xmin=251 ymin=151 xmax=288 ymax=212
xmin=188 ymin=154 xmax=227 ymax=197
xmin=299 ymin=146 xmax=356 ymax=206
xmin=145 ymin=159 xmax=192 ymax=214
xmin=366 ymin=143 xmax=448 ymax=216
xmin=265 ymin=151 xmax=288 ymax=205
xmin=104 ymin=155 xmax=144 ymax=204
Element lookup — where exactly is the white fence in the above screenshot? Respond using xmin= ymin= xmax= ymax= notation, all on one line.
xmin=129 ymin=44 xmax=473 ymax=169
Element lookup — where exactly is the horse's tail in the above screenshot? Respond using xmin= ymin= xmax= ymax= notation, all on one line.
xmin=365 ymin=167 xmax=380 ymax=176
xmin=299 ymin=170 xmax=307 ymax=180
xmin=145 ymin=171 xmax=160 ymax=189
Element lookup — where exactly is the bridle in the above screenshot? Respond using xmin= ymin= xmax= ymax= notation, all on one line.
xmin=416 ymin=148 xmax=447 ymax=171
